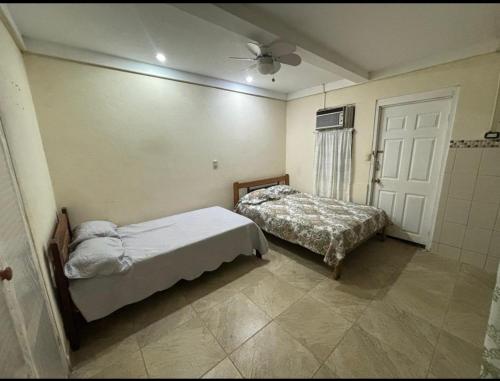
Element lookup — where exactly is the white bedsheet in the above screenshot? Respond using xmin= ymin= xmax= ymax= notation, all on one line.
xmin=69 ymin=206 xmax=268 ymax=321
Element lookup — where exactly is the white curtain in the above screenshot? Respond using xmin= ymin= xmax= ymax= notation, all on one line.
xmin=313 ymin=128 xmax=352 ymax=201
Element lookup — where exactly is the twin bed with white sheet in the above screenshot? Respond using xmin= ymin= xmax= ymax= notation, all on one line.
xmin=69 ymin=207 xmax=268 ymax=322
xmin=48 ymin=206 xmax=268 ymax=350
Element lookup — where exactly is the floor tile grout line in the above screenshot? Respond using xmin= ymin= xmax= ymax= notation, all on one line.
xmin=138 ymin=346 xmax=151 ymax=379
xmin=423 ymin=267 xmax=460 ymax=378
xmin=182 ymin=255 xmax=323 ymax=377
xmin=226 ymin=355 xmax=245 ymax=379
xmin=202 ymin=270 xmax=324 ymax=376
xmin=199 ymin=355 xmax=244 ymax=379
xmin=228 ymin=319 xmax=275 ymax=358
xmin=188 ymin=265 xmax=275 ymax=317
xmin=424 ymin=264 xmax=493 ymax=378
xmin=226 ymin=272 xmax=326 ymax=375
xmin=198 ymin=356 xmax=227 ymax=379
xmin=192 ymin=291 xmax=276 ymax=378
xmin=323 ymin=252 xmax=456 ymax=378
xmin=191 ymin=303 xmax=232 ymax=358
xmin=309 ymin=282 xmax=381 ymax=376
xmin=196 ymin=290 xmax=274 ymax=349
xmin=317 ymin=301 xmax=374 ymax=376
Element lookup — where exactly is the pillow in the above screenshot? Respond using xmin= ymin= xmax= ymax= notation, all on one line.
xmin=64 ymin=237 xmax=132 ymax=279
xmin=266 ymin=185 xmax=298 ymax=197
xmin=238 ymin=188 xmax=280 ymax=206
xmin=70 ymin=220 xmax=119 ymax=250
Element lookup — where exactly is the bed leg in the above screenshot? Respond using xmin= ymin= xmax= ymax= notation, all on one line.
xmin=332 ymin=260 xmax=343 ymax=280
xmin=256 ymin=250 xmax=262 ymax=259
xmin=378 ymin=227 xmax=386 ymax=242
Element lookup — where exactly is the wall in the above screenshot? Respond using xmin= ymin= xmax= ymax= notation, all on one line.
xmin=433 ymin=143 xmax=500 ymax=273
xmin=0 ymin=20 xmax=67 ymax=375
xmin=24 ymin=55 xmax=286 ymax=226
xmin=286 ymin=53 xmax=500 ymax=204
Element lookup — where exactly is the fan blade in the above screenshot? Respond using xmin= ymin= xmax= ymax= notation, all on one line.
xmin=247 ymin=63 xmax=258 ymax=70
xmin=229 ymin=57 xmax=256 ymax=61
xmin=246 ymin=42 xmax=261 ymax=56
xmin=275 ymin=53 xmax=301 ymax=66
xmin=268 ymin=40 xmax=296 ymax=57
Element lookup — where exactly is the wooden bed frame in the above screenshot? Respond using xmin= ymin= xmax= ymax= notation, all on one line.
xmin=232 ymin=174 xmax=385 ymax=280
xmin=48 ymin=208 xmax=82 ymax=351
xmin=233 ymin=174 xmax=289 ymax=207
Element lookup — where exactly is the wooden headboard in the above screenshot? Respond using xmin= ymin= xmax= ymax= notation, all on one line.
xmin=233 ymin=174 xmax=289 ymax=207
xmin=48 ymin=208 xmax=80 ymax=350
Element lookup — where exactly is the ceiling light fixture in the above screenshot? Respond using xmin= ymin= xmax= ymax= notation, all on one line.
xmin=245 ymin=75 xmax=253 ymax=83
xmin=155 ymin=53 xmax=166 ymax=63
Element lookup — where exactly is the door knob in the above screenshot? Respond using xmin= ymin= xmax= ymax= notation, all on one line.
xmin=373 ymin=178 xmax=381 ymax=184
xmin=0 ymin=267 xmax=13 ymax=281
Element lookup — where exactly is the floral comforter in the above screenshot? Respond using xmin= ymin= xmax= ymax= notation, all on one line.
xmin=234 ymin=185 xmax=389 ymax=267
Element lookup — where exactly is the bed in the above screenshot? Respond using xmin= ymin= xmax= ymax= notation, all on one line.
xmin=233 ymin=174 xmax=388 ymax=279
xmin=48 ymin=206 xmax=268 ymax=350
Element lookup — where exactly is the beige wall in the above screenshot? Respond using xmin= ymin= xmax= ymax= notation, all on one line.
xmin=286 ymin=53 xmax=500 ymax=203
xmin=0 ymin=21 xmax=67 ymax=373
xmin=25 ymin=55 xmax=286 ymax=226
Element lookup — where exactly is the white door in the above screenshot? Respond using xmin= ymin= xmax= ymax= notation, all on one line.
xmin=0 ymin=119 xmax=67 ymax=377
xmin=372 ymin=97 xmax=451 ymax=245
xmin=0 ymin=270 xmax=31 ymax=378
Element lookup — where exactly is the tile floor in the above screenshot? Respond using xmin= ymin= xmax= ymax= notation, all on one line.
xmin=70 ymin=235 xmax=495 ymax=378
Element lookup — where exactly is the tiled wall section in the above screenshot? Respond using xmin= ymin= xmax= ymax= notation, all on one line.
xmin=432 ymin=145 xmax=500 ymax=273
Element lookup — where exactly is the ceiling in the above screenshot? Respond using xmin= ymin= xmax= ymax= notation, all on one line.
xmin=252 ymin=3 xmax=500 ymax=74
xmin=6 ymin=3 xmax=342 ymax=94
xmin=7 ymin=3 xmax=500 ymax=96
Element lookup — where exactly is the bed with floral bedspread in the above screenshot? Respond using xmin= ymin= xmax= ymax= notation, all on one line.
xmin=234 ymin=185 xmax=389 ymax=268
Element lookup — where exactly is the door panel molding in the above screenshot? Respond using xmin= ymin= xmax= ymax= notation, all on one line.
xmin=408 ymin=137 xmax=436 ymax=182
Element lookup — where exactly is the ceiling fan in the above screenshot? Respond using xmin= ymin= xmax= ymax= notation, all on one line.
xmin=229 ymin=40 xmax=302 ymax=80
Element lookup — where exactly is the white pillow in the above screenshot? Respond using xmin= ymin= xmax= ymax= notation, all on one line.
xmin=70 ymin=220 xmax=119 ymax=250
xmin=64 ymin=237 xmax=132 ymax=279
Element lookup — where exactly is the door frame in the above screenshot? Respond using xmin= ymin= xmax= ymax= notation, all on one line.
xmin=0 ymin=117 xmax=69 ymax=375
xmin=367 ymin=87 xmax=460 ymax=249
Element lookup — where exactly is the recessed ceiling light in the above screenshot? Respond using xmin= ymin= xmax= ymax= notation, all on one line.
xmin=156 ymin=53 xmax=166 ymax=63
xmin=245 ymin=75 xmax=253 ymax=83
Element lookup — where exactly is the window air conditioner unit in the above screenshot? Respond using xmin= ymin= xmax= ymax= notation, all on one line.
xmin=316 ymin=105 xmax=355 ymax=130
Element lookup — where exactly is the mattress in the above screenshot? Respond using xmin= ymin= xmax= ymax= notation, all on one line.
xmin=69 ymin=206 xmax=268 ymax=321
xmin=235 ymin=192 xmax=388 ymax=267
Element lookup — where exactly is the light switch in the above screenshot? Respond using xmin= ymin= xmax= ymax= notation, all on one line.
xmin=212 ymin=160 xmax=218 ymax=169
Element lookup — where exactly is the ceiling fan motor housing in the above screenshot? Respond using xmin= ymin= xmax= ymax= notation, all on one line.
xmin=230 ymin=40 xmax=299 ymax=77
xmin=258 ymin=56 xmax=280 ymax=75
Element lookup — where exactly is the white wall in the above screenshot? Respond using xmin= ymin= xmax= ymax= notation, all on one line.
xmin=286 ymin=53 xmax=500 ymax=203
xmin=0 ymin=20 xmax=68 ymax=375
xmin=434 ymin=147 xmax=500 ymax=273
xmin=25 ymin=55 xmax=287 ymax=226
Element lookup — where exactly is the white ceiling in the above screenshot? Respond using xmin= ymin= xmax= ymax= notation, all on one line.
xmin=7 ymin=3 xmax=500 ymax=96
xmin=252 ymin=3 xmax=500 ymax=74
xmin=6 ymin=3 xmax=342 ymax=94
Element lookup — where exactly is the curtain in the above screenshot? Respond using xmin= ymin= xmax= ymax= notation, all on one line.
xmin=313 ymin=128 xmax=352 ymax=201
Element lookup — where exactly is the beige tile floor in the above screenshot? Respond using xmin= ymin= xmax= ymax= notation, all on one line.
xmin=70 ymin=235 xmax=495 ymax=378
